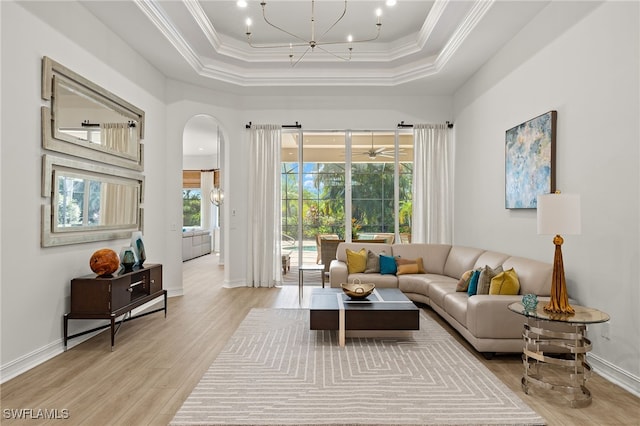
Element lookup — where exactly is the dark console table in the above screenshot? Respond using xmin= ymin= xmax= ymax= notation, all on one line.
xmin=64 ymin=263 xmax=167 ymax=350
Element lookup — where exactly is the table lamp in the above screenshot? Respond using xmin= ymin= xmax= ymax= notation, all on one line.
xmin=537 ymin=192 xmax=581 ymax=314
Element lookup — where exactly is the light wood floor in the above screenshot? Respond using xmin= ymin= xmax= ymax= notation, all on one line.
xmin=1 ymin=254 xmax=638 ymax=425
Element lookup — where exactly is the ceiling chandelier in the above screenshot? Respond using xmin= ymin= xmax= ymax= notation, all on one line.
xmin=243 ymin=1 xmax=384 ymax=67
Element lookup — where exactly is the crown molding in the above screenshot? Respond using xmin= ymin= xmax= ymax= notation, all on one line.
xmin=416 ymin=0 xmax=449 ymax=49
xmin=435 ymin=0 xmax=494 ymax=68
xmin=134 ymin=0 xmax=204 ymax=72
xmin=134 ymin=0 xmax=493 ymax=87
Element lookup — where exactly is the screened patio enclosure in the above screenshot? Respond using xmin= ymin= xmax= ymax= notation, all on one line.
xmin=281 ymin=130 xmax=413 ymax=283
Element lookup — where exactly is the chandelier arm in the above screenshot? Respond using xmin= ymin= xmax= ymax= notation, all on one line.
xmin=317 ymin=0 xmax=347 ymax=43
xmin=261 ymin=2 xmax=308 ymax=44
xmin=291 ymin=47 xmax=312 ymax=67
xmin=314 ymin=26 xmax=381 ymax=47
xmin=248 ymin=41 xmax=309 ymax=49
xmin=315 ymin=45 xmax=351 ymax=61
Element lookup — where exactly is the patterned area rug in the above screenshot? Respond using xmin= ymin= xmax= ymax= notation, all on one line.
xmin=171 ymin=308 xmax=545 ymax=426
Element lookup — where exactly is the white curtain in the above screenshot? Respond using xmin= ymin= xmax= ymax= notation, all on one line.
xmin=412 ymin=124 xmax=453 ymax=244
xmin=100 ymin=123 xmax=129 ymax=152
xmin=247 ymin=124 xmax=282 ymax=287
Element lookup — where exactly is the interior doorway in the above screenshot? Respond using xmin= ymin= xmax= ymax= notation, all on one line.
xmin=182 ymin=114 xmax=225 ymax=265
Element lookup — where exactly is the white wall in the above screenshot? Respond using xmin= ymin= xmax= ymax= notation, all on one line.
xmin=3 ymin=0 xmax=637 ymax=397
xmin=453 ymin=1 xmax=639 ymax=393
xmin=183 ymin=155 xmax=216 ymax=170
xmin=166 ymin=83 xmax=453 ymax=287
xmin=0 ymin=1 xmax=172 ymax=380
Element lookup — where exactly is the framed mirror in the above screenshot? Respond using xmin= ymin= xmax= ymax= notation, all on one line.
xmin=41 ymin=56 xmax=145 ymax=170
xmin=42 ymin=155 xmax=144 ymax=247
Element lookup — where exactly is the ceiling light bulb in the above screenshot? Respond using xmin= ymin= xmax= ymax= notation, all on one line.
xmin=386 ymin=0 xmax=397 ymax=6
xmin=237 ymin=0 xmax=247 ymax=7
xmin=376 ymin=8 xmax=382 ymax=17
xmin=245 ymin=18 xmax=252 ymax=27
xmin=347 ymin=35 xmax=353 ymax=43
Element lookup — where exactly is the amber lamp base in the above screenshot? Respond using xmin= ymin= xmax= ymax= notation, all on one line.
xmin=544 ymin=234 xmax=575 ymax=315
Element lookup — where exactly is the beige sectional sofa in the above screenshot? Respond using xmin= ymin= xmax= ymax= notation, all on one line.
xmin=329 ymin=242 xmax=556 ymax=357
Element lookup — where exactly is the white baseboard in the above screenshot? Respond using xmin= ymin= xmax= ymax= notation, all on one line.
xmin=223 ymin=279 xmax=249 ymax=288
xmin=0 ymin=332 xmax=96 ymax=384
xmin=588 ymin=353 xmax=640 ymax=397
xmin=1 ymin=299 xmax=169 ymax=384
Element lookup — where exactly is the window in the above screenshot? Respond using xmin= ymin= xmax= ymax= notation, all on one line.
xmin=281 ymin=130 xmax=413 ymax=265
xmin=182 ymin=189 xmax=202 ymax=227
xmin=57 ymin=174 xmax=101 ymax=227
xmin=182 ymin=170 xmax=202 ymax=227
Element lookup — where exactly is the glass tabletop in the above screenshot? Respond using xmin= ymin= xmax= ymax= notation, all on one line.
xmin=508 ymin=302 xmax=610 ymax=324
xmin=299 ymin=264 xmax=325 ymax=271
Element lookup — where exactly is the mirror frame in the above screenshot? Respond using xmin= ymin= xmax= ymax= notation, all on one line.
xmin=41 ymin=155 xmax=144 ymax=247
xmin=41 ymin=56 xmax=145 ymax=171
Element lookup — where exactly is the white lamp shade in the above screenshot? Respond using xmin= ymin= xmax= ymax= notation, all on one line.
xmin=537 ymin=193 xmax=581 ymax=235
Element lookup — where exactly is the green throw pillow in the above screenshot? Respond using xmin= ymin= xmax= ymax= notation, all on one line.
xmin=489 ymin=268 xmax=520 ymax=295
xmin=346 ymin=248 xmax=367 ymax=274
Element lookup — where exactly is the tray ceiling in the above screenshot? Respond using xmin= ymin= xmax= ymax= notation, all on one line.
xmin=79 ymin=0 xmax=550 ymax=94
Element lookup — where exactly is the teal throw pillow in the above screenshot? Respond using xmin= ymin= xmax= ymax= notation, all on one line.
xmin=379 ymin=254 xmax=397 ymax=275
xmin=467 ymin=269 xmax=481 ymax=296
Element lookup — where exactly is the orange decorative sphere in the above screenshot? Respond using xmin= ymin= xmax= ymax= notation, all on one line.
xmin=90 ymin=249 xmax=120 ymax=277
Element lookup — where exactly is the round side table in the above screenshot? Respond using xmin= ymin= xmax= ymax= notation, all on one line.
xmin=508 ymin=302 xmax=610 ymax=407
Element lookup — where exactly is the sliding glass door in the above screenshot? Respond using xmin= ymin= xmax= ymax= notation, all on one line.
xmin=281 ymin=129 xmax=413 ymax=274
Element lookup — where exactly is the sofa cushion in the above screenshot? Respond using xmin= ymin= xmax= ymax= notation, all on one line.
xmin=489 ymin=268 xmax=520 ymax=295
xmin=443 ymin=246 xmax=485 ymax=279
xmin=391 ymin=244 xmax=451 ymax=275
xmin=346 ymin=248 xmax=367 ymax=274
xmin=427 ymin=279 xmax=459 ymax=308
xmin=336 ymin=243 xmax=393 ymax=263
xmin=379 ymin=254 xmax=397 ymax=275
xmin=398 ymin=275 xmax=432 ymax=297
xmin=443 ymin=292 xmax=469 ymax=327
xmin=502 ymin=256 xmax=552 ymax=296
xmin=477 ymin=265 xmax=503 ymax=295
xmin=348 ymin=273 xmax=398 ymax=288
xmin=473 ymin=251 xmax=510 ymax=270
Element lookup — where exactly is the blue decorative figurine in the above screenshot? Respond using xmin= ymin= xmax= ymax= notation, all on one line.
xmin=522 ymin=294 xmax=538 ymax=312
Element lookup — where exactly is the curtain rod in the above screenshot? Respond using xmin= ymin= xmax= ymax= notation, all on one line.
xmin=245 ymin=121 xmax=302 ymax=129
xmin=397 ymin=121 xmax=453 ymax=129
xmin=81 ymin=120 xmax=137 ymax=128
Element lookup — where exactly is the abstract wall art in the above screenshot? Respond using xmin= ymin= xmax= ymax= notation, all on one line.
xmin=505 ymin=111 xmax=556 ymax=209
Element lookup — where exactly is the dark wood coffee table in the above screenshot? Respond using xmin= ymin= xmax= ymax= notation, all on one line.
xmin=310 ymin=288 xmax=420 ymax=346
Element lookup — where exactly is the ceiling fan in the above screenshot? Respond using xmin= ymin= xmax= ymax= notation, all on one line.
xmin=355 ymin=133 xmax=402 ymax=159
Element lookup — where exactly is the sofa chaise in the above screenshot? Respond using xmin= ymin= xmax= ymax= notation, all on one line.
xmin=329 ymin=242 xmax=558 ymax=357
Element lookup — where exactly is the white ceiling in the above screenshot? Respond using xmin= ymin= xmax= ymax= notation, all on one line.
xmin=77 ymin=0 xmax=550 ymax=155
xmin=80 ymin=0 xmax=550 ymax=96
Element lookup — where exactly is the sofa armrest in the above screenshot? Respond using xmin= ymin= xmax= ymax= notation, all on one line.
xmin=466 ymin=295 xmax=527 ymax=339
xmin=329 ymin=260 xmax=348 ymax=288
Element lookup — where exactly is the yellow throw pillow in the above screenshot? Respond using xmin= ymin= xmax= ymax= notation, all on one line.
xmin=346 ymin=248 xmax=367 ymax=274
xmin=395 ymin=257 xmax=425 ymax=275
xmin=489 ymin=268 xmax=520 ymax=295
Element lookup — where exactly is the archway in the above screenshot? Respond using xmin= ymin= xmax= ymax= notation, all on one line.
xmin=182 ymin=114 xmax=225 ymax=264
